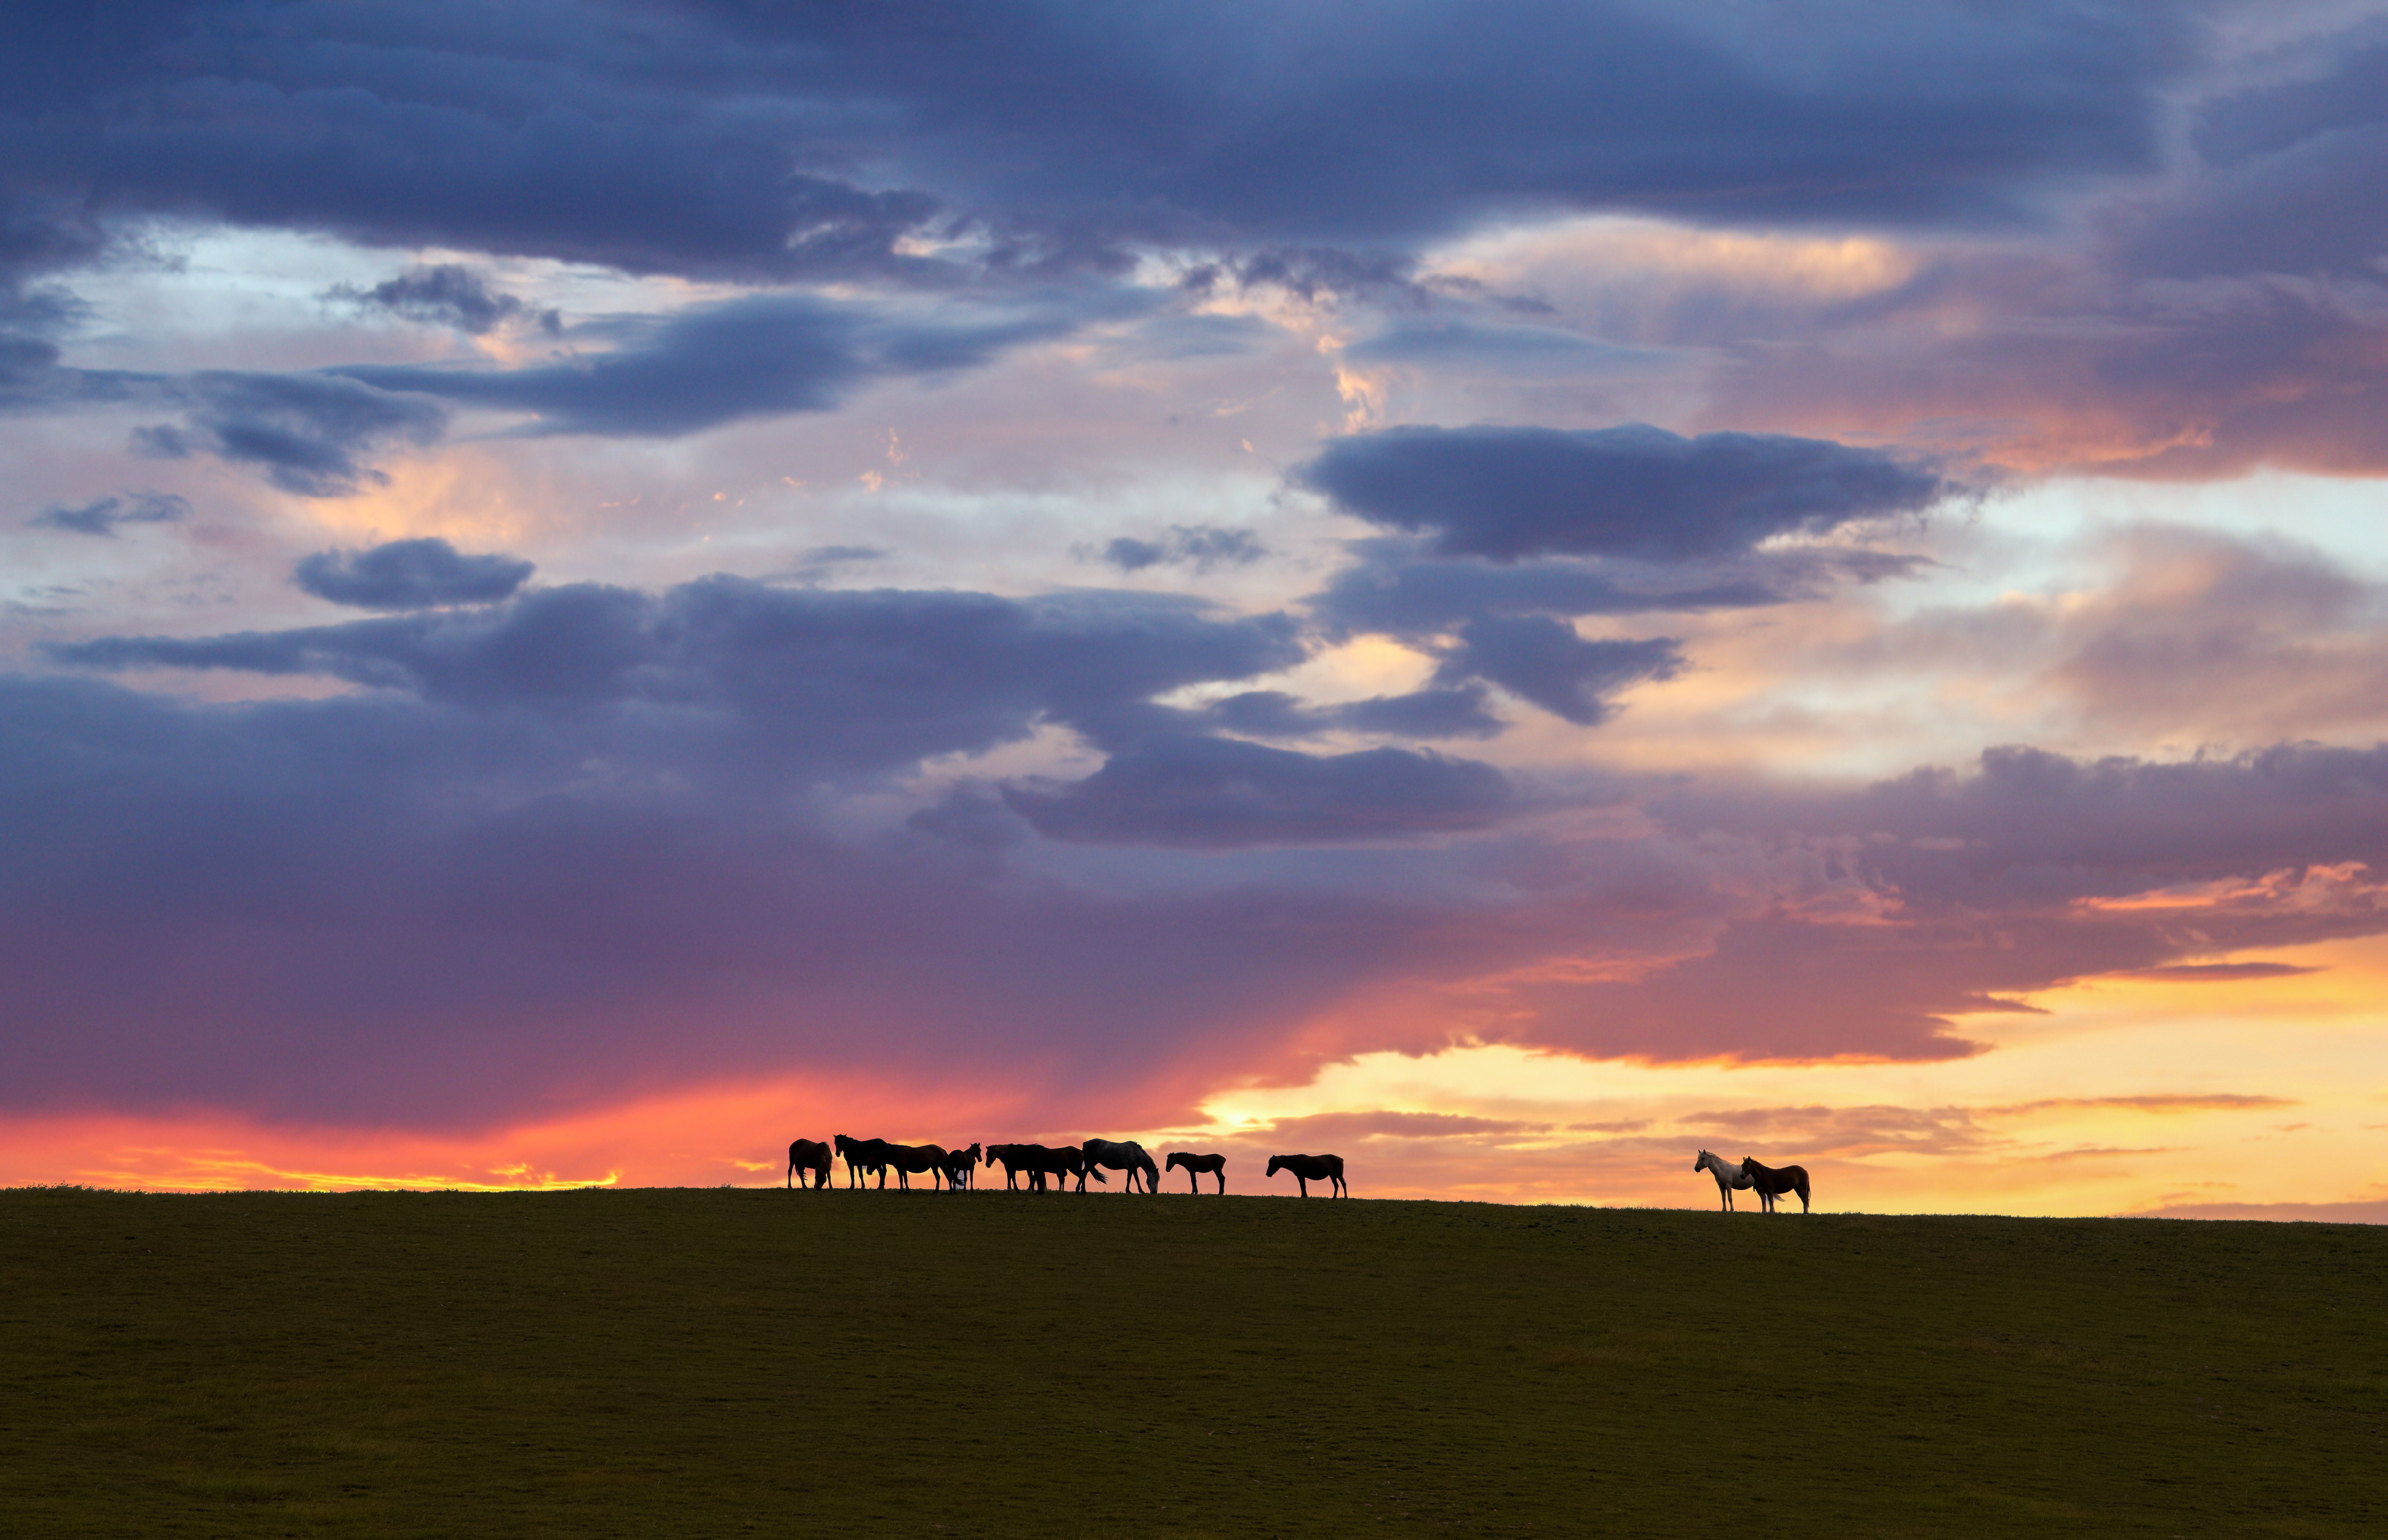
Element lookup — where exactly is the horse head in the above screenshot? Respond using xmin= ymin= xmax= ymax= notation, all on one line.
xmin=1693 ymin=1150 xmax=1709 ymax=1172
xmin=1266 ymin=1155 xmax=1288 ymax=1177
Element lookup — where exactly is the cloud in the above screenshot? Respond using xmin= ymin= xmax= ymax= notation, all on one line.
xmin=1680 ymin=1103 xmax=1994 ymax=1157
xmin=132 ymin=371 xmax=448 ymax=496
xmin=1093 ymin=525 xmax=1268 ymax=574
xmin=0 ymin=1 xmax=2190 ymax=309
xmin=1003 ymin=735 xmax=1513 ymax=848
xmin=48 ymin=576 xmax=1307 ymax=773
xmin=1987 ymin=1094 xmax=2296 ymax=1114
xmin=2113 ymin=963 xmax=2321 ymax=983
xmin=26 ymin=491 xmax=188 ymax=537
xmin=1295 ymin=424 xmax=1950 ymax=561
xmin=332 ymin=292 xmax=1076 ymax=439
xmin=2118 ymin=1201 xmax=2388 ymax=1224
xmin=1304 ymin=537 xmax=1801 ymax=640
xmin=1199 ymin=686 xmax=1506 ymax=742
xmin=329 ymin=265 xmax=560 ymax=335
xmin=0 ymin=671 xmax=1518 ymax=1127
xmin=1430 ymin=618 xmax=1680 ymax=726
xmin=1244 ymin=1110 xmax=1545 ymax=1143
xmin=294 ymin=538 xmax=536 ymax=610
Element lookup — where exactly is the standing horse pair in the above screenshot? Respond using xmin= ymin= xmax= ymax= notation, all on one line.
xmin=1692 ymin=1150 xmax=1811 ymax=1212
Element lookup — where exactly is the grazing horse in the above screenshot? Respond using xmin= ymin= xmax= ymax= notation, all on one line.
xmin=1081 ymin=1139 xmax=1160 ymax=1193
xmin=1739 ymin=1156 xmax=1811 ymax=1213
xmin=1693 ymin=1150 xmax=1751 ymax=1211
xmin=1266 ymin=1152 xmax=1347 ymax=1198
xmin=940 ymin=1142 xmax=982 ymax=1190
xmin=879 ymin=1141 xmax=951 ymax=1191
xmin=834 ymin=1134 xmax=891 ymax=1189
xmin=1166 ymin=1151 xmax=1227 ymax=1194
xmin=786 ymin=1138 xmax=833 ymax=1190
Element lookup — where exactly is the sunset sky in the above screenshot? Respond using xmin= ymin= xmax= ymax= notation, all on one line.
xmin=6 ymin=1 xmax=2387 ymax=1216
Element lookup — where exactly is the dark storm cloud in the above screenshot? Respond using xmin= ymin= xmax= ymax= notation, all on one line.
xmin=1295 ymin=425 xmax=1951 ymax=562
xmin=1198 ymin=686 xmax=1505 ymax=743
xmin=49 ymin=576 xmax=1307 ymax=773
xmin=1306 ymin=537 xmax=1795 ymax=639
xmin=330 ymin=265 xmax=560 ymax=335
xmin=1429 ymin=619 xmax=1682 ymax=727
xmin=2119 ymin=41 xmax=2388 ymax=281
xmin=294 ymin=538 xmax=535 ymax=610
xmin=27 ymin=491 xmax=188 ymax=537
xmin=1003 ymin=735 xmax=1512 ymax=848
xmin=132 ymin=371 xmax=448 ymax=496
xmin=0 ymin=1 xmax=2188 ymax=300
xmin=700 ymin=0 xmax=2182 ymax=242
xmin=0 ymin=671 xmax=1502 ymax=1127
xmin=333 ymin=292 xmax=1073 ymax=438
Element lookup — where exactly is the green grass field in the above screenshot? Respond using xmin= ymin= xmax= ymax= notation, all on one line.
xmin=3 ymin=1185 xmax=2382 ymax=1538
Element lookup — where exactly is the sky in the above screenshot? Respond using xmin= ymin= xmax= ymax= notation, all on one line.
xmin=4 ymin=0 xmax=2387 ymax=1217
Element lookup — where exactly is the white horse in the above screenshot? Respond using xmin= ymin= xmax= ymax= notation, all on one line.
xmin=1694 ymin=1150 xmax=1751 ymax=1211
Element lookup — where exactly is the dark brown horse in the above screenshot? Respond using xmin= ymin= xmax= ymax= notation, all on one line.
xmin=786 ymin=1138 xmax=832 ymax=1190
xmin=1266 ymin=1152 xmax=1347 ymax=1198
xmin=940 ymin=1142 xmax=982 ymax=1190
xmin=834 ymin=1134 xmax=890 ymax=1188
xmin=983 ymin=1142 xmax=1035 ymax=1190
xmin=1166 ymin=1151 xmax=1227 ymax=1194
xmin=879 ymin=1141 xmax=951 ymax=1191
xmin=1739 ymin=1156 xmax=1811 ymax=1213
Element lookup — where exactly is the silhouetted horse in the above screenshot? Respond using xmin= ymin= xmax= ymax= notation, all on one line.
xmin=1739 ymin=1156 xmax=1811 ymax=1213
xmin=1266 ymin=1153 xmax=1347 ymax=1198
xmin=1010 ymin=1143 xmax=1104 ymax=1191
xmin=880 ymin=1141 xmax=951 ymax=1191
xmin=834 ymin=1134 xmax=892 ymax=1189
xmin=984 ymin=1143 xmax=1036 ymax=1190
xmin=941 ymin=1142 xmax=982 ymax=1190
xmin=1693 ymin=1150 xmax=1750 ymax=1211
xmin=787 ymin=1138 xmax=832 ymax=1190
xmin=1167 ymin=1152 xmax=1227 ymax=1194
xmin=1082 ymin=1139 xmax=1160 ymax=1193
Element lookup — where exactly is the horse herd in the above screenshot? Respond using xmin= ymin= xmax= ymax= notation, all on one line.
xmin=786 ymin=1135 xmax=1350 ymax=1197
xmin=1694 ymin=1150 xmax=1812 ymax=1212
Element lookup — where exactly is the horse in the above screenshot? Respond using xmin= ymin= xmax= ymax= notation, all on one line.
xmin=1739 ymin=1156 xmax=1811 ymax=1213
xmin=1693 ymin=1150 xmax=1750 ymax=1211
xmin=879 ymin=1141 xmax=950 ymax=1191
xmin=1081 ymin=1139 xmax=1160 ymax=1193
xmin=1266 ymin=1153 xmax=1347 ymax=1198
xmin=1166 ymin=1151 xmax=1227 ymax=1194
xmin=1013 ymin=1143 xmax=1105 ymax=1192
xmin=983 ymin=1143 xmax=1035 ymax=1190
xmin=834 ymin=1134 xmax=891 ymax=1189
xmin=786 ymin=1138 xmax=833 ymax=1190
xmin=940 ymin=1142 xmax=982 ymax=1190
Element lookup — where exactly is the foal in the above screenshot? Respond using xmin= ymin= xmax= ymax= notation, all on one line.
xmin=1739 ymin=1156 xmax=1812 ymax=1213
xmin=1167 ymin=1151 xmax=1227 ymax=1194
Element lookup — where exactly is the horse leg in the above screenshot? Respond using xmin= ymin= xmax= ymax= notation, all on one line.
xmin=1212 ymin=1171 xmax=1224 ymax=1195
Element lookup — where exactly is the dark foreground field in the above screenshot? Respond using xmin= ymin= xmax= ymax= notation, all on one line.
xmin=3 ymin=1188 xmax=2383 ymax=1538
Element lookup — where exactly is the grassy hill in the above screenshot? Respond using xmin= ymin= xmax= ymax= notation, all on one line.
xmin=3 ymin=1184 xmax=2382 ymax=1537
